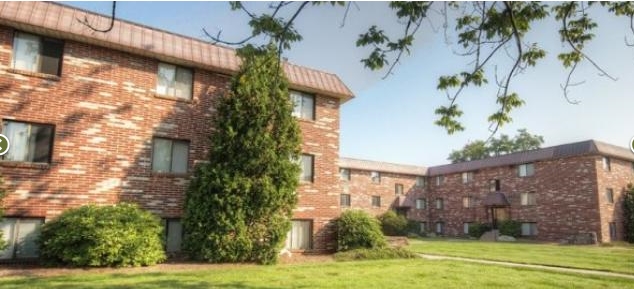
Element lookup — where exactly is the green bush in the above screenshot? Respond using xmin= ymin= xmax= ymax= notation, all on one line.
xmin=468 ymin=223 xmax=491 ymax=238
xmin=337 ymin=210 xmax=386 ymax=251
xmin=624 ymin=184 xmax=634 ymax=243
xmin=498 ymin=220 xmax=521 ymax=238
xmin=38 ymin=203 xmax=166 ymax=267
xmin=333 ymin=247 xmax=418 ymax=261
xmin=378 ymin=210 xmax=408 ymax=236
xmin=406 ymin=220 xmax=421 ymax=235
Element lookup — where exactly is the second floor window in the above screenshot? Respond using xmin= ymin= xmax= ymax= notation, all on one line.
xmin=602 ymin=157 xmax=611 ymax=171
xmin=462 ymin=196 xmax=475 ymax=208
xmin=435 ymin=198 xmax=444 ymax=210
xmin=371 ymin=171 xmax=381 ymax=184
xmin=521 ymin=192 xmax=537 ymax=206
xmin=416 ymin=198 xmax=426 ymax=209
xmin=300 ymin=154 xmax=314 ymax=182
xmin=416 ymin=176 xmax=426 ymax=187
xmin=339 ymin=168 xmax=350 ymax=181
xmin=2 ymin=120 xmax=54 ymax=163
xmin=395 ymin=183 xmax=404 ymax=195
xmin=152 ymin=137 xmax=189 ymax=174
xmin=462 ymin=172 xmax=474 ymax=184
xmin=290 ymin=90 xmax=315 ymax=120
xmin=518 ymin=163 xmax=535 ymax=177
xmin=157 ymin=63 xmax=193 ymax=100
xmin=435 ymin=175 xmax=444 ymax=186
xmin=605 ymin=188 xmax=614 ymax=204
xmin=12 ymin=32 xmax=64 ymax=76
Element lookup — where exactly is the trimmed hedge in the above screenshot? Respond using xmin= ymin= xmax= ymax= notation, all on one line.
xmin=337 ymin=210 xmax=386 ymax=251
xmin=498 ymin=220 xmax=521 ymax=238
xmin=468 ymin=222 xmax=491 ymax=238
xmin=333 ymin=247 xmax=418 ymax=261
xmin=378 ymin=210 xmax=408 ymax=236
xmin=38 ymin=203 xmax=166 ymax=267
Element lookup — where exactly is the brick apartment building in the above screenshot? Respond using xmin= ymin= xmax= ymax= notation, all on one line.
xmin=0 ymin=2 xmax=352 ymax=259
xmin=339 ymin=140 xmax=634 ymax=244
xmin=0 ymin=2 xmax=633 ymax=261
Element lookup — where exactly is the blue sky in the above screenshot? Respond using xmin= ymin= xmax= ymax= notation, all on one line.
xmin=62 ymin=1 xmax=634 ymax=166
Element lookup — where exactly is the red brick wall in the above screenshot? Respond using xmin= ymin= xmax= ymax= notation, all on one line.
xmin=595 ymin=156 xmax=634 ymax=242
xmin=0 ymin=25 xmax=342 ymax=251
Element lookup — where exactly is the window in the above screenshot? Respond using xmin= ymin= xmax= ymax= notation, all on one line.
xmin=435 ymin=198 xmax=444 ymax=210
xmin=435 ymin=175 xmax=444 ymax=186
xmin=151 ymin=137 xmax=189 ymax=174
xmin=416 ymin=176 xmax=426 ymax=187
xmin=462 ymin=172 xmax=474 ymax=184
xmin=521 ymin=222 xmax=538 ymax=236
xmin=463 ymin=222 xmax=474 ymax=235
xmin=340 ymin=194 xmax=351 ymax=207
xmin=1 ymin=120 xmax=54 ymax=163
xmin=12 ymin=32 xmax=63 ymax=75
xmin=339 ymin=168 xmax=350 ymax=181
xmin=521 ymin=192 xmax=537 ymax=206
xmin=416 ymin=198 xmax=427 ymax=210
xmin=371 ymin=171 xmax=381 ymax=184
xmin=0 ymin=218 xmax=44 ymax=259
xmin=419 ymin=222 xmax=427 ymax=233
xmin=299 ymin=154 xmax=314 ymax=182
xmin=462 ymin=196 xmax=475 ymax=208
xmin=435 ymin=222 xmax=444 ymax=234
xmin=156 ymin=62 xmax=193 ymax=100
xmin=518 ymin=163 xmax=535 ymax=177
xmin=489 ymin=179 xmax=500 ymax=192
xmin=609 ymin=222 xmax=617 ymax=240
xmin=605 ymin=188 xmax=614 ymax=204
xmin=395 ymin=183 xmax=404 ymax=195
xmin=290 ymin=90 xmax=315 ymax=120
xmin=372 ymin=196 xmax=381 ymax=207
xmin=602 ymin=157 xmax=611 ymax=171
xmin=286 ymin=220 xmax=312 ymax=250
xmin=164 ymin=219 xmax=182 ymax=253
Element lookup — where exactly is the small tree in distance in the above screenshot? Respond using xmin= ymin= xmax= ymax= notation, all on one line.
xmin=182 ymin=44 xmax=302 ymax=264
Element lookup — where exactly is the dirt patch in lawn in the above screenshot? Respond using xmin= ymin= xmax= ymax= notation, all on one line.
xmin=0 ymin=254 xmax=334 ymax=278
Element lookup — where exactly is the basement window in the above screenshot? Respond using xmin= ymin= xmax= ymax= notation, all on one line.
xmin=521 ymin=222 xmax=538 ymax=236
xmin=12 ymin=31 xmax=64 ymax=76
xmin=0 ymin=218 xmax=44 ymax=260
xmin=286 ymin=220 xmax=312 ymax=250
xmin=157 ymin=63 xmax=193 ymax=100
xmin=1 ymin=120 xmax=54 ymax=163
xmin=163 ymin=219 xmax=183 ymax=253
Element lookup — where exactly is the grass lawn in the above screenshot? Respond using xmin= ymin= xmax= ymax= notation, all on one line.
xmin=1 ymin=259 xmax=632 ymax=289
xmin=409 ymin=238 xmax=634 ymax=274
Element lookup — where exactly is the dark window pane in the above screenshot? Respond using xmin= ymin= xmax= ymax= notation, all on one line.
xmin=32 ymin=124 xmax=53 ymax=163
xmin=40 ymin=38 xmax=63 ymax=75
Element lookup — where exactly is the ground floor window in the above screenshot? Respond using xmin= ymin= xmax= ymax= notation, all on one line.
xmin=163 ymin=219 xmax=183 ymax=253
xmin=286 ymin=220 xmax=312 ymax=250
xmin=609 ymin=222 xmax=617 ymax=240
xmin=521 ymin=222 xmax=538 ymax=236
xmin=0 ymin=218 xmax=44 ymax=259
xmin=435 ymin=222 xmax=444 ymax=235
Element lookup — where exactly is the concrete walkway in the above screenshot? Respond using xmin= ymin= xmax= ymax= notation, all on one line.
xmin=419 ymin=253 xmax=634 ymax=280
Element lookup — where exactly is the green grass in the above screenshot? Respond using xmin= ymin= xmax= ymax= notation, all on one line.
xmin=409 ymin=238 xmax=634 ymax=274
xmin=0 ymin=259 xmax=632 ymax=289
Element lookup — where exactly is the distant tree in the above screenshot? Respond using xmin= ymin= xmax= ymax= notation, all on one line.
xmin=624 ymin=184 xmax=634 ymax=243
xmin=448 ymin=129 xmax=544 ymax=163
xmin=182 ymin=44 xmax=302 ymax=265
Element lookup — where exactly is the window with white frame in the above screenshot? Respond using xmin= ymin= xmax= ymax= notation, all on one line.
xmin=299 ymin=154 xmax=314 ymax=182
xmin=395 ymin=183 xmax=404 ymax=195
xmin=521 ymin=192 xmax=537 ymax=206
xmin=435 ymin=198 xmax=444 ymax=210
xmin=462 ymin=172 xmax=474 ymax=184
xmin=371 ymin=171 xmax=381 ymax=184
xmin=1 ymin=120 xmax=54 ymax=163
xmin=286 ymin=220 xmax=312 ymax=250
xmin=163 ymin=219 xmax=182 ymax=253
xmin=416 ymin=176 xmax=426 ymax=187
xmin=290 ymin=90 xmax=315 ymax=120
xmin=435 ymin=175 xmax=444 ymax=186
xmin=151 ymin=137 xmax=189 ymax=174
xmin=416 ymin=198 xmax=426 ymax=210
xmin=340 ymin=194 xmax=351 ymax=207
xmin=372 ymin=196 xmax=381 ymax=207
xmin=462 ymin=196 xmax=475 ymax=208
xmin=12 ymin=31 xmax=64 ymax=75
xmin=156 ymin=62 xmax=193 ymax=100
xmin=518 ymin=163 xmax=535 ymax=177
xmin=602 ymin=157 xmax=611 ymax=171
xmin=339 ymin=168 xmax=350 ymax=181
xmin=0 ymin=218 xmax=44 ymax=260
xmin=521 ymin=222 xmax=538 ymax=236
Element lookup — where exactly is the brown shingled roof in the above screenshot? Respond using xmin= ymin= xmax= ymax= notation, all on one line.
xmin=428 ymin=139 xmax=634 ymax=176
xmin=0 ymin=2 xmax=354 ymax=101
xmin=339 ymin=157 xmax=427 ymax=176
